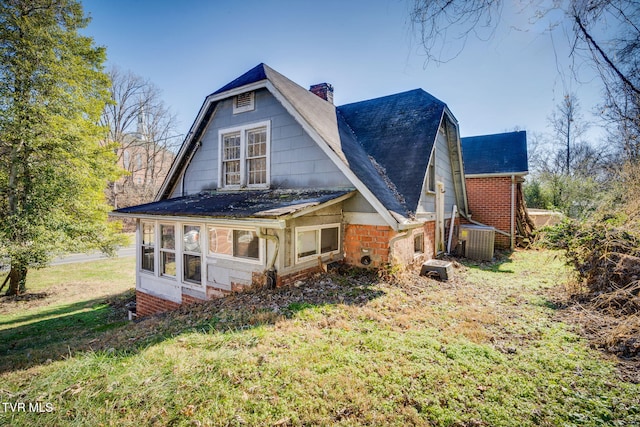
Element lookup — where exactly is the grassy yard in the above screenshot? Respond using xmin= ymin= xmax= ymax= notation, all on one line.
xmin=1 ymin=250 xmax=639 ymax=426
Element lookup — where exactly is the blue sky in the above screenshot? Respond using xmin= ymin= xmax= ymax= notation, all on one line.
xmin=82 ymin=0 xmax=605 ymax=141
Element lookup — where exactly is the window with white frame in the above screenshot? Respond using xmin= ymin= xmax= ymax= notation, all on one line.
xmin=219 ymin=122 xmax=270 ymax=189
xmin=183 ymin=224 xmax=202 ymax=285
xmin=208 ymin=226 xmax=260 ymax=261
xmin=295 ymin=224 xmax=340 ymax=263
xmin=160 ymin=224 xmax=176 ymax=277
xmin=233 ymin=91 xmax=255 ymax=114
xmin=141 ymin=222 xmax=155 ymax=272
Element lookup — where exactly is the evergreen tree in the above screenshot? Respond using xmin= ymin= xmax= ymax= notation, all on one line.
xmin=0 ymin=0 xmax=124 ymax=295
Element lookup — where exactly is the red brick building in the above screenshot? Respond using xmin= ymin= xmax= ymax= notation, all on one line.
xmin=461 ymin=131 xmax=528 ymax=249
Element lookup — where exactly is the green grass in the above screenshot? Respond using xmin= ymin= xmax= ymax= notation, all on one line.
xmin=1 ymin=250 xmax=639 ymax=426
xmin=0 ymin=257 xmax=135 ymax=373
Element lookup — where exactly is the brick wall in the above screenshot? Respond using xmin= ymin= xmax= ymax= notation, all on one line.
xmin=136 ymin=290 xmax=180 ymax=317
xmin=344 ymin=224 xmax=393 ymax=267
xmin=465 ymin=176 xmax=512 ymax=248
xmin=276 ymin=265 xmax=323 ymax=287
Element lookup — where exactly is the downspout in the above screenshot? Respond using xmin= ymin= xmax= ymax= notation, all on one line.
xmin=257 ymin=227 xmax=279 ymax=289
xmin=510 ymin=175 xmax=516 ymax=250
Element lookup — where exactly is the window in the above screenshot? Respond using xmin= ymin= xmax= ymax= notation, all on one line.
xmin=427 ymin=159 xmax=436 ymax=193
xmin=233 ymin=91 xmax=255 ymax=114
xmin=296 ymin=224 xmax=340 ymax=263
xmin=141 ymin=222 xmax=155 ymax=272
xmin=414 ymin=233 xmax=424 ymax=255
xmin=183 ymin=225 xmax=201 ymax=285
xmin=233 ymin=230 xmax=259 ymax=259
xmin=160 ymin=224 xmax=176 ymax=277
xmin=246 ymin=129 xmax=267 ymax=185
xmin=208 ymin=227 xmax=233 ymax=256
xmin=208 ymin=227 xmax=260 ymax=261
xmin=219 ymin=121 xmax=270 ymax=189
xmin=222 ymin=133 xmax=241 ymax=186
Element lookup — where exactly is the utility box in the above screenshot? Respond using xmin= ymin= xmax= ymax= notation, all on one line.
xmin=459 ymin=225 xmax=495 ymax=261
xmin=420 ymin=260 xmax=453 ymax=281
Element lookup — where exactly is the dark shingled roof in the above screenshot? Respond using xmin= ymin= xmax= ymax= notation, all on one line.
xmin=211 ymin=63 xmax=267 ymax=95
xmin=461 ymin=131 xmax=528 ymax=175
xmin=337 ymin=89 xmax=446 ymax=214
xmin=113 ymin=189 xmax=354 ymax=219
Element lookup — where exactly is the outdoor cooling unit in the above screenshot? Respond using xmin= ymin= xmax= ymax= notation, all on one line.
xmin=459 ymin=225 xmax=495 ymax=261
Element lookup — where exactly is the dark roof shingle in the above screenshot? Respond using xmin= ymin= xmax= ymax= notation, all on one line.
xmin=461 ymin=131 xmax=528 ymax=175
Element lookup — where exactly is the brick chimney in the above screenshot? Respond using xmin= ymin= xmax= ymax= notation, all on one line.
xmin=309 ymin=83 xmax=334 ymax=104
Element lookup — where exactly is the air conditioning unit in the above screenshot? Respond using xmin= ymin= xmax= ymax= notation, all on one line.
xmin=459 ymin=225 xmax=495 ymax=261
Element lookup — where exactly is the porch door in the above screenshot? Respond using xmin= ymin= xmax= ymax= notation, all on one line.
xmin=435 ymin=181 xmax=446 ymax=254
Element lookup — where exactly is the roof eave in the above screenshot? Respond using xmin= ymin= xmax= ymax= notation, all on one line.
xmin=465 ymin=171 xmax=528 ymax=178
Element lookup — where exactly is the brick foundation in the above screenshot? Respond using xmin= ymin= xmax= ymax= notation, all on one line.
xmin=136 ymin=290 xmax=180 ymax=317
xmin=276 ymin=266 xmax=323 ymax=287
xmin=465 ymin=177 xmax=513 ymax=248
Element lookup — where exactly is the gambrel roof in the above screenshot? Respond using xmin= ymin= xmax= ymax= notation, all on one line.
xmin=143 ymin=63 xmax=467 ymax=230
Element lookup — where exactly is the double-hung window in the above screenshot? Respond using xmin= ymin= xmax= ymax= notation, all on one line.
xmin=295 ymin=224 xmax=340 ymax=263
xmin=219 ymin=121 xmax=270 ymax=189
xmin=160 ymin=224 xmax=176 ymax=277
xmin=141 ymin=222 xmax=155 ymax=272
xmin=183 ymin=225 xmax=202 ymax=285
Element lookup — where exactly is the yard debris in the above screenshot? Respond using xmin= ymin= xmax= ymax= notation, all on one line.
xmin=540 ymin=217 xmax=640 ymax=373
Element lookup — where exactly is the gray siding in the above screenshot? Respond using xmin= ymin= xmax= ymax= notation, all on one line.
xmin=178 ymin=89 xmax=350 ymax=196
xmin=417 ymin=126 xmax=456 ymax=214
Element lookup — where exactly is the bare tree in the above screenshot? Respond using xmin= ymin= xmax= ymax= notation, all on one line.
xmin=101 ymin=67 xmax=181 ymax=209
xmin=411 ymin=1 xmax=640 ymax=160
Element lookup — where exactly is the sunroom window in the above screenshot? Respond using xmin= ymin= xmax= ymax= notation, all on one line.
xmin=296 ymin=224 xmax=340 ymax=263
xmin=183 ymin=225 xmax=201 ymax=285
xmin=141 ymin=222 xmax=155 ymax=272
xmin=208 ymin=227 xmax=260 ymax=261
xmin=160 ymin=224 xmax=176 ymax=277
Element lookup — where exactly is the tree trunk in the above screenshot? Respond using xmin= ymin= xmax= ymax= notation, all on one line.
xmin=6 ymin=265 xmax=28 ymax=296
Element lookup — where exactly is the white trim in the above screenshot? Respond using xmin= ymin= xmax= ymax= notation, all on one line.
xmin=159 ymin=223 xmax=177 ymax=279
xmin=206 ymin=225 xmax=265 ymax=266
xmin=233 ymin=91 xmax=255 ymax=114
xmin=110 ymin=212 xmax=286 ymax=230
xmin=264 ymin=80 xmax=402 ymax=230
xmin=218 ymin=120 xmax=271 ymax=190
xmin=181 ymin=223 xmax=204 ymax=287
xmin=294 ymin=223 xmax=341 ymax=264
xmin=465 ymin=172 xmax=528 ymax=178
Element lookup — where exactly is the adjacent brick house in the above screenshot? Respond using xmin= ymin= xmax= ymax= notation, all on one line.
xmin=461 ymin=131 xmax=529 ymax=248
xmin=111 ymin=63 xmax=470 ymax=317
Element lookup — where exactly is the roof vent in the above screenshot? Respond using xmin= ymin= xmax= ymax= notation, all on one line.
xmin=309 ymin=83 xmax=334 ymax=104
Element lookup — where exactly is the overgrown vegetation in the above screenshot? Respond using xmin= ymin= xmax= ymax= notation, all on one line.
xmin=537 ymin=161 xmax=640 ymax=359
xmin=2 ymin=251 xmax=639 ymax=426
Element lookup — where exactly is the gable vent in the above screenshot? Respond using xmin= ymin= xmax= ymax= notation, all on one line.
xmin=233 ymin=91 xmax=255 ymax=114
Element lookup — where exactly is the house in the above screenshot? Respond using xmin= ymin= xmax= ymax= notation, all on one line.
xmin=460 ymin=131 xmax=530 ymax=248
xmin=111 ymin=63 xmax=469 ymax=317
